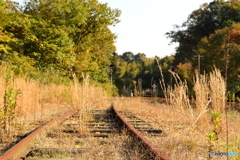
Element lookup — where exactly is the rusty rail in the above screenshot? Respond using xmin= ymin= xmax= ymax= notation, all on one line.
xmin=0 ymin=109 xmax=78 ymax=160
xmin=1 ymin=106 xmax=170 ymax=160
xmin=112 ymin=106 xmax=170 ymax=160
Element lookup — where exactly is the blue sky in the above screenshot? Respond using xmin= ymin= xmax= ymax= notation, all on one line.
xmin=15 ymin=0 xmax=214 ymax=57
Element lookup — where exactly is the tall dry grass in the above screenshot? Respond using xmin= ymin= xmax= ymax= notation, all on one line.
xmin=156 ymin=67 xmax=237 ymax=159
xmin=70 ymin=73 xmax=108 ymax=110
xmin=114 ymin=96 xmax=240 ymax=160
xmin=0 ymin=66 xmax=110 ymax=149
xmin=0 ymin=75 xmax=72 ymax=144
xmin=192 ymin=69 xmax=226 ymax=126
xmin=156 ymin=57 xmax=173 ymax=105
xmin=209 ymin=68 xmax=226 ymax=112
xmin=171 ymin=73 xmax=191 ymax=111
xmin=193 ymin=72 xmax=210 ymax=125
xmin=157 ymin=61 xmax=190 ymax=109
xmin=160 ymin=68 xmax=226 ymax=127
xmin=113 ymin=68 xmax=239 ymax=159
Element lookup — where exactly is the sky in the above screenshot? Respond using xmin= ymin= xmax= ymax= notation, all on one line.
xmin=99 ymin=0 xmax=214 ymax=57
xmin=15 ymin=0 xmax=214 ymax=58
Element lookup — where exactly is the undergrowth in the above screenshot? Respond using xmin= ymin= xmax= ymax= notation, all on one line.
xmin=0 ymin=64 xmax=110 ymax=150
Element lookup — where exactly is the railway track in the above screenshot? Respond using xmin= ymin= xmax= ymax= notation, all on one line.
xmin=0 ymin=106 xmax=169 ymax=160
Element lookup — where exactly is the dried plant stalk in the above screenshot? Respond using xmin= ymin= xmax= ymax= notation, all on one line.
xmin=209 ymin=68 xmax=226 ymax=112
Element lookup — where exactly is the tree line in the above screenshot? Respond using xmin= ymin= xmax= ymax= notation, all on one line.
xmin=112 ymin=0 xmax=240 ymax=96
xmin=110 ymin=52 xmax=174 ymax=96
xmin=1 ymin=0 xmax=240 ymax=96
xmin=166 ymin=0 xmax=240 ymax=93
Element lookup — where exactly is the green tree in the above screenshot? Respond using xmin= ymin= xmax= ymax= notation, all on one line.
xmin=73 ymin=25 xmax=116 ymax=82
xmin=0 ymin=0 xmax=36 ymax=76
xmin=0 ymin=0 xmax=14 ymax=61
xmin=121 ymin=52 xmax=135 ymax=62
xmin=197 ymin=23 xmax=240 ymax=91
xmin=4 ymin=0 xmax=121 ymax=83
xmin=166 ymin=0 xmax=240 ymax=66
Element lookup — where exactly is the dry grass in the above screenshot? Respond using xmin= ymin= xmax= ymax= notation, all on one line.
xmin=32 ymin=131 xmax=147 ymax=160
xmin=209 ymin=68 xmax=226 ymax=112
xmin=0 ymin=70 xmax=110 ymax=154
xmin=171 ymin=74 xmax=191 ymax=111
xmin=111 ymin=68 xmax=240 ymax=160
xmin=193 ymin=72 xmax=210 ymax=125
xmin=30 ymin=108 xmax=149 ymax=160
xmin=113 ymin=97 xmax=240 ymax=160
xmin=0 ymin=66 xmax=239 ymax=160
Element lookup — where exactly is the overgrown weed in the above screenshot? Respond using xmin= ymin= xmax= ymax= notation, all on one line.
xmin=113 ymin=68 xmax=240 ymax=159
xmin=0 ymin=65 xmax=110 ymax=153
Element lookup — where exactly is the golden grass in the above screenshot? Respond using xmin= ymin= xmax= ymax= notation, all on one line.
xmin=171 ymin=74 xmax=191 ymax=111
xmin=0 ymin=70 xmax=110 ymax=153
xmin=0 ymin=66 xmax=239 ymax=160
xmin=209 ymin=68 xmax=226 ymax=112
xmin=193 ymin=72 xmax=210 ymax=125
xmin=113 ymin=97 xmax=240 ymax=160
xmin=111 ymin=68 xmax=239 ymax=159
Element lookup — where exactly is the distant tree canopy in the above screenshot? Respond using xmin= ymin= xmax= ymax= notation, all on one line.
xmin=1 ymin=0 xmax=240 ymax=95
xmin=111 ymin=52 xmax=175 ymax=96
xmin=0 ymin=0 xmax=121 ymax=84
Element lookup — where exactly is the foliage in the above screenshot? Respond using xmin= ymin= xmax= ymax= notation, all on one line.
xmin=210 ymin=111 xmax=223 ymax=136
xmin=197 ymin=24 xmax=240 ymax=91
xmin=111 ymin=52 xmax=176 ymax=96
xmin=0 ymin=87 xmax=21 ymax=133
xmin=2 ymin=0 xmax=240 ymax=95
xmin=166 ymin=0 xmax=240 ymax=93
xmin=112 ymin=52 xmax=152 ymax=95
xmin=206 ymin=110 xmax=224 ymax=158
xmin=206 ymin=131 xmax=216 ymax=156
xmin=3 ymin=88 xmax=21 ymax=117
xmin=0 ymin=0 xmax=121 ymax=86
xmin=166 ymin=0 xmax=240 ymax=65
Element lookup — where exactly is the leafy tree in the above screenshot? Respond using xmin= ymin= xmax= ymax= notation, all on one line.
xmin=73 ymin=25 xmax=116 ymax=82
xmin=166 ymin=0 xmax=240 ymax=66
xmin=112 ymin=52 xmax=128 ymax=78
xmin=121 ymin=52 xmax=135 ymax=62
xmin=176 ymin=62 xmax=194 ymax=84
xmin=4 ymin=11 xmax=75 ymax=76
xmin=197 ymin=23 xmax=240 ymax=91
xmin=134 ymin=53 xmax=146 ymax=62
xmin=1 ymin=0 xmax=121 ymax=83
xmin=112 ymin=52 xmax=176 ymax=96
xmin=0 ymin=0 xmax=36 ymax=76
xmin=0 ymin=0 xmax=14 ymax=61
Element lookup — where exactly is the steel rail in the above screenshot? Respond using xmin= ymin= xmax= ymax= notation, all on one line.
xmin=0 ymin=108 xmax=78 ymax=160
xmin=112 ymin=106 xmax=170 ymax=160
xmin=2 ymin=106 xmax=170 ymax=160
